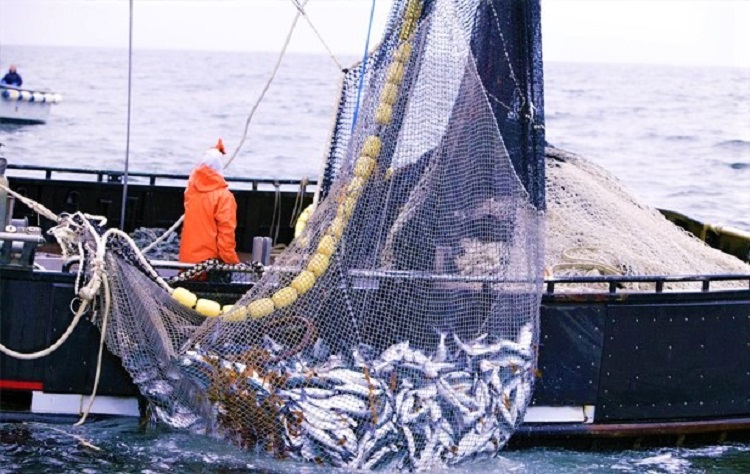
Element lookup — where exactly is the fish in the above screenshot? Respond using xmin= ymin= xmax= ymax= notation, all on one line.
xmin=363 ymin=443 xmax=400 ymax=470
xmin=132 ymin=367 xmax=159 ymax=385
xmin=352 ymin=342 xmax=377 ymax=365
xmin=311 ymin=393 xmax=371 ymax=419
xmin=402 ymin=423 xmax=417 ymax=463
xmin=452 ymin=428 xmax=496 ymax=463
xmin=153 ymin=405 xmax=200 ymax=430
xmin=412 ymin=424 xmax=442 ymax=471
xmin=401 ymin=359 xmax=455 ymax=378
xmin=453 ymin=333 xmax=532 ymax=359
xmin=516 ymin=322 xmax=534 ymax=350
xmin=397 ymin=391 xmax=430 ymax=425
xmin=311 ymin=337 xmax=331 ymax=362
xmin=434 ymin=332 xmax=449 ymax=362
xmin=379 ymin=341 xmax=410 ymax=363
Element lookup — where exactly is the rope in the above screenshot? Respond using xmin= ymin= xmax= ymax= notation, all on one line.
xmin=75 ymin=273 xmax=111 ymax=426
xmin=0 ymin=211 xmax=171 ymax=360
xmin=551 ymin=246 xmax=624 ymax=276
xmin=225 ymin=0 xmax=308 ymax=169
xmin=167 ymin=258 xmax=264 ymax=283
xmin=289 ymin=177 xmax=309 ymax=227
xmin=313 ymin=68 xmax=348 ymax=206
xmin=270 ymin=181 xmax=282 ymax=245
xmin=0 ymin=299 xmax=90 ymax=359
xmin=144 ymin=0 xmax=309 ymax=250
xmin=0 ymin=181 xmax=59 ymax=223
xmin=119 ymin=0 xmax=134 ymax=230
xmin=351 ymin=0 xmax=378 ymax=133
xmin=101 ymin=226 xmax=172 ymax=293
xmin=289 ymin=0 xmax=344 ymax=71
xmin=140 ymin=214 xmax=184 ymax=255
xmin=26 ymin=423 xmax=102 ymax=451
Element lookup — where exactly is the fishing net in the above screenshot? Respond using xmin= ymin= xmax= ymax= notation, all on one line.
xmin=50 ymin=0 xmax=545 ymax=470
xmin=545 ymin=147 xmax=750 ymax=290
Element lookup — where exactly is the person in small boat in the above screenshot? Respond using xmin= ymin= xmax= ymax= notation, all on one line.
xmin=0 ymin=65 xmax=22 ymax=87
xmin=178 ymin=139 xmax=241 ymax=267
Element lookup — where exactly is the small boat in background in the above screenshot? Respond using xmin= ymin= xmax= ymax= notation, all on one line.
xmin=0 ymin=85 xmax=62 ymax=125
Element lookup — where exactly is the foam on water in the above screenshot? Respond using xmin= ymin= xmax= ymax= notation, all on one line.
xmin=4 ymin=419 xmax=750 ymax=473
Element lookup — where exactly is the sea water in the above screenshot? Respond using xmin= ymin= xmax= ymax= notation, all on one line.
xmin=0 ymin=45 xmax=748 ymax=230
xmin=0 ymin=45 xmax=749 ymax=473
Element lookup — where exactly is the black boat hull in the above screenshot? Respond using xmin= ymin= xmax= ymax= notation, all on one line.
xmin=3 ymin=265 xmax=749 ymax=447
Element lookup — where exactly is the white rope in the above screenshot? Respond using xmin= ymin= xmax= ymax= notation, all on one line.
xmin=0 ymin=181 xmax=59 ymax=223
xmin=140 ymin=214 xmax=184 ymax=255
xmin=0 ymin=212 xmax=171 ymax=360
xmin=26 ymin=423 xmax=102 ymax=451
xmin=0 ymin=213 xmax=100 ymax=361
xmin=225 ymin=0 xmax=308 ymax=169
xmin=75 ymin=273 xmax=111 ymax=426
xmin=102 ymin=227 xmax=173 ymax=293
xmin=142 ymin=1 xmax=310 ymax=250
xmin=290 ymin=0 xmax=344 ymax=71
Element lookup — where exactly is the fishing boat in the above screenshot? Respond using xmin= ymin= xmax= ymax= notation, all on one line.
xmin=2 ymin=153 xmax=749 ymax=451
xmin=0 ymin=85 xmax=62 ymax=125
xmin=1 ymin=0 xmax=750 ymax=468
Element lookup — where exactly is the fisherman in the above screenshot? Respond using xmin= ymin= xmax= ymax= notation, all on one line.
xmin=0 ymin=65 xmax=22 ymax=87
xmin=178 ymin=139 xmax=241 ymax=266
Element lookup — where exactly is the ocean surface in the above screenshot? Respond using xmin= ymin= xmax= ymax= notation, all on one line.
xmin=1 ymin=45 xmax=749 ymax=473
xmin=1 ymin=45 xmax=748 ymax=231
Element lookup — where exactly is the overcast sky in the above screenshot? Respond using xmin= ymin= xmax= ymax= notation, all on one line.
xmin=0 ymin=0 xmax=748 ymax=68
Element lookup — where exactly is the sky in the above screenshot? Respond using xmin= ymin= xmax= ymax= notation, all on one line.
xmin=0 ymin=0 xmax=749 ymax=68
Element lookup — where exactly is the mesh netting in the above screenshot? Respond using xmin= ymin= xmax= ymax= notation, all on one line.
xmin=40 ymin=0 xmax=750 ymax=469
xmin=545 ymin=147 xmax=750 ymax=290
xmin=64 ymin=0 xmax=544 ymax=470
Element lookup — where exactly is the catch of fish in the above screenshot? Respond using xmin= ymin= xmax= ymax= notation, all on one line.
xmin=165 ymin=323 xmax=536 ymax=470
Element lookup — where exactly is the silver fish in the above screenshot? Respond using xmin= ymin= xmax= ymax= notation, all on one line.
xmin=379 ymin=341 xmax=410 ymax=363
xmin=454 ymin=333 xmax=530 ymax=358
xmin=452 ymin=428 xmax=496 ymax=462
xmin=413 ymin=425 xmax=442 ymax=471
xmin=403 ymin=347 xmax=429 ymax=365
xmin=311 ymin=393 xmax=371 ymax=419
xmin=434 ymin=332 xmax=449 ymax=363
xmin=363 ymin=443 xmax=400 ymax=470
xmin=402 ymin=423 xmax=417 ymax=463
xmin=311 ymin=337 xmax=331 ymax=361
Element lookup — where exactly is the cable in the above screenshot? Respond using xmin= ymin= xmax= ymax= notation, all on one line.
xmin=120 ymin=0 xmax=134 ymax=230
xmin=144 ymin=1 xmax=309 ymax=254
xmin=290 ymin=0 xmax=344 ymax=71
xmin=350 ymin=0 xmax=378 ymax=133
xmin=225 ymin=0 xmax=309 ymax=169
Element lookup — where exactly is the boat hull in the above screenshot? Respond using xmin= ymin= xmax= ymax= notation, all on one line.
xmin=2 ymin=166 xmax=750 ymax=446
xmin=2 ymin=266 xmax=749 ymax=447
xmin=0 ymin=92 xmax=54 ymax=125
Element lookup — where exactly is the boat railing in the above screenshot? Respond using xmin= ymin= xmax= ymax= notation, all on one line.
xmin=546 ymin=273 xmax=750 ymax=295
xmin=6 ymin=164 xmax=318 ymax=191
xmin=55 ymin=257 xmax=750 ymax=292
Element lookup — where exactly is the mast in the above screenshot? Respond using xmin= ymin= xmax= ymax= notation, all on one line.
xmin=120 ymin=0 xmax=134 ymax=230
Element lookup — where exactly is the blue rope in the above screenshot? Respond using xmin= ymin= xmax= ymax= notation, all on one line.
xmin=351 ymin=0 xmax=378 ymax=133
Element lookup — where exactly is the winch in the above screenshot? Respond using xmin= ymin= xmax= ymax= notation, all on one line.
xmin=0 ymin=155 xmax=45 ymax=269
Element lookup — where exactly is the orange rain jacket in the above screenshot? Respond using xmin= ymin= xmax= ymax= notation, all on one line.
xmin=178 ymin=165 xmax=240 ymax=264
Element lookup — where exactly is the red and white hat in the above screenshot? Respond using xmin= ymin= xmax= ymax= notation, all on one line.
xmin=198 ymin=138 xmax=226 ymax=174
